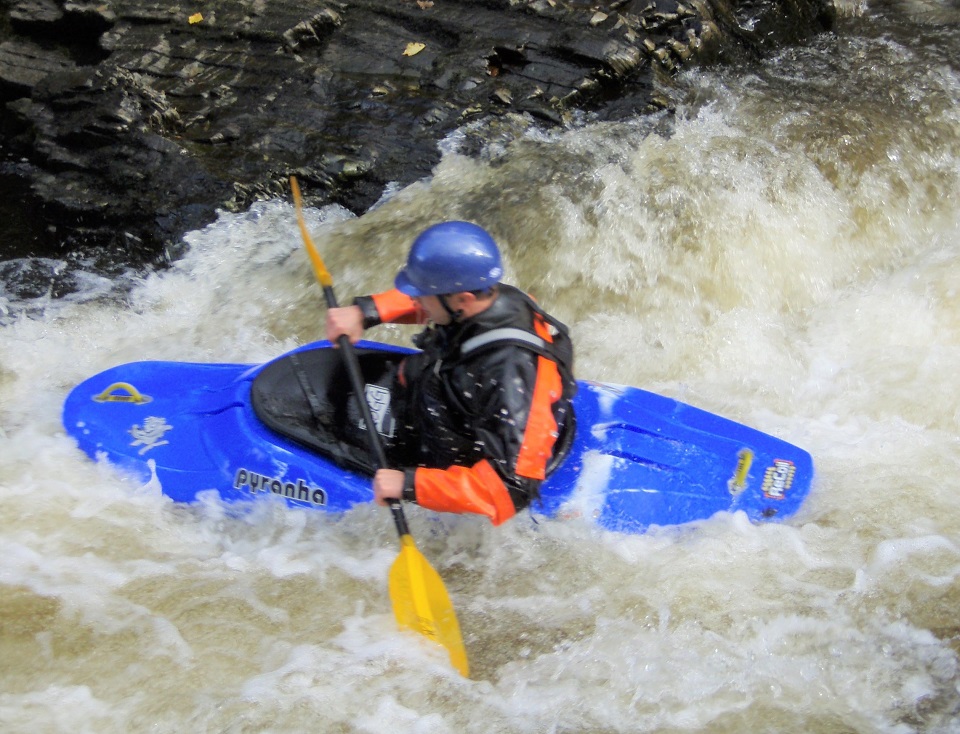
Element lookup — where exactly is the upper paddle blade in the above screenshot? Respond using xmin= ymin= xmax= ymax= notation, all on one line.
xmin=289 ymin=176 xmax=334 ymax=289
xmin=389 ymin=535 xmax=470 ymax=677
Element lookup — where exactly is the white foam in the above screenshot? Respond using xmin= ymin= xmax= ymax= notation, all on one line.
xmin=3 ymin=18 xmax=960 ymax=732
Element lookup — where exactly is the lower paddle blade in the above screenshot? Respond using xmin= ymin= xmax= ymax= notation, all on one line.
xmin=389 ymin=535 xmax=470 ymax=677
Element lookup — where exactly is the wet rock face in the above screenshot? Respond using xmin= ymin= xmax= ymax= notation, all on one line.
xmin=0 ymin=0 xmax=834 ymax=267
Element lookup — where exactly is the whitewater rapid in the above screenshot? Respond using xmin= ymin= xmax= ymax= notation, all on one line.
xmin=2 ymin=2 xmax=960 ymax=732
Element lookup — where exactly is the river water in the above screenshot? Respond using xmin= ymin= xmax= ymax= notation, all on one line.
xmin=2 ymin=2 xmax=960 ymax=732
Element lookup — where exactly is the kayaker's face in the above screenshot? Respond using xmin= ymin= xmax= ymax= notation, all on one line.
xmin=412 ymin=294 xmax=452 ymax=325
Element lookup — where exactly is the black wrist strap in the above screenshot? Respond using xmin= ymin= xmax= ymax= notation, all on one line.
xmin=401 ymin=469 xmax=417 ymax=503
xmin=353 ymin=296 xmax=382 ymax=330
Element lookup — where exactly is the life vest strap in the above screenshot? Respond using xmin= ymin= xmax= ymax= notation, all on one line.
xmin=460 ymin=327 xmax=547 ymax=356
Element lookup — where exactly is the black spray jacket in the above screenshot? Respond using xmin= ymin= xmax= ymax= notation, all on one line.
xmin=355 ymin=285 xmax=574 ymax=525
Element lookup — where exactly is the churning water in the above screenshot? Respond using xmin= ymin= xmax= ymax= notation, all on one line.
xmin=2 ymin=2 xmax=960 ymax=732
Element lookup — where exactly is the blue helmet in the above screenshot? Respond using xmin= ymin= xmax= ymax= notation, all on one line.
xmin=394 ymin=221 xmax=504 ymax=297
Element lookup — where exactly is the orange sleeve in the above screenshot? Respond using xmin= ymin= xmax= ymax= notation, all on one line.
xmin=370 ymin=289 xmax=423 ymax=325
xmin=413 ymin=460 xmax=518 ymax=526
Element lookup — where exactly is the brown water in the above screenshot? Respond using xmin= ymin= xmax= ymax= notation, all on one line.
xmin=2 ymin=2 xmax=960 ymax=732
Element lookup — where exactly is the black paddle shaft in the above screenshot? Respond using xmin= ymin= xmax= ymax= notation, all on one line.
xmin=322 ymin=285 xmax=411 ymax=537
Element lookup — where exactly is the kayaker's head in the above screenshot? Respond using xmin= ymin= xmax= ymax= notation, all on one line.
xmin=395 ymin=221 xmax=503 ymax=324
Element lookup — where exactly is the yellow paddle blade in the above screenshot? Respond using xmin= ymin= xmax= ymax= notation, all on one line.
xmin=389 ymin=534 xmax=470 ymax=677
xmin=289 ymin=176 xmax=334 ymax=289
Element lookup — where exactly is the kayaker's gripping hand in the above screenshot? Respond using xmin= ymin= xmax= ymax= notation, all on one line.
xmin=373 ymin=469 xmax=405 ymax=506
xmin=326 ymin=305 xmax=365 ymax=345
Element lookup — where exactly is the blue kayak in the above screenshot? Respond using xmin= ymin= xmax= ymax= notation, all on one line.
xmin=62 ymin=340 xmax=814 ymax=533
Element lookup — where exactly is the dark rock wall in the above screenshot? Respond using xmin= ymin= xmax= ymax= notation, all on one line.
xmin=0 ymin=0 xmax=835 ymax=267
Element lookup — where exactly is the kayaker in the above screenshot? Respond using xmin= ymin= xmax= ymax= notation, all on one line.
xmin=325 ymin=221 xmax=576 ymax=525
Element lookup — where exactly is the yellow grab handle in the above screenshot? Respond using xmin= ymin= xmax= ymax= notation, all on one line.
xmin=92 ymin=382 xmax=153 ymax=404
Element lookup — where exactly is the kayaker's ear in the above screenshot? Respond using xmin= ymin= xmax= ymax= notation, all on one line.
xmin=449 ymin=290 xmax=494 ymax=320
xmin=450 ymin=291 xmax=473 ymax=307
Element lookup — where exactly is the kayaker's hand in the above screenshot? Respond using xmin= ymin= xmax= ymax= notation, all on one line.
xmin=325 ymin=305 xmax=365 ymax=345
xmin=372 ymin=469 xmax=405 ymax=506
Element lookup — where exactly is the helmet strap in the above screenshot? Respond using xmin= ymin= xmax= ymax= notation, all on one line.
xmin=438 ymin=294 xmax=464 ymax=322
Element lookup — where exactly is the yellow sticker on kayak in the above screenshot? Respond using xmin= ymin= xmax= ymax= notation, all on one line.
xmin=728 ymin=448 xmax=754 ymax=495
